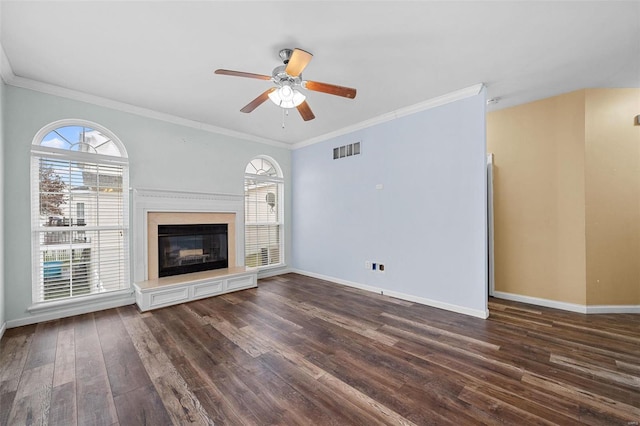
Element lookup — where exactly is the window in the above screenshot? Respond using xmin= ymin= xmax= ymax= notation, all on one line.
xmin=244 ymin=157 xmax=283 ymax=268
xmin=31 ymin=121 xmax=129 ymax=303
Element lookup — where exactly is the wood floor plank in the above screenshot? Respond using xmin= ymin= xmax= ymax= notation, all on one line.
xmin=142 ymin=313 xmax=233 ymax=424
xmin=49 ymin=381 xmax=77 ymax=426
xmin=258 ymin=349 xmax=407 ymax=425
xmin=380 ymin=312 xmax=501 ymax=350
xmin=1 ymin=273 xmax=639 ymax=424
xmin=94 ymin=309 xmax=154 ymax=397
xmin=153 ymin=373 xmax=215 ymax=426
xmin=74 ymin=313 xmax=119 ymax=426
xmin=522 ymin=372 xmax=640 ymax=422
xmin=457 ymin=384 xmax=561 ymax=425
xmin=550 ymin=353 xmax=640 ymax=390
xmin=144 ymin=310 xmax=261 ymax=425
xmin=118 ymin=305 xmax=216 ymax=425
xmin=0 ymin=331 xmax=35 ymax=384
xmin=23 ymin=320 xmax=58 ymax=371
xmin=52 ymin=328 xmax=75 ymax=387
xmin=0 ymin=387 xmax=17 ymax=426
xmin=112 ymin=383 xmax=173 ymax=426
xmin=0 ymin=333 xmax=32 ymax=426
xmin=6 ymin=363 xmax=54 ymax=426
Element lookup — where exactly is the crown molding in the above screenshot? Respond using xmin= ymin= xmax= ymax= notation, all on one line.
xmin=8 ymin=74 xmax=290 ymax=149
xmin=292 ymin=83 xmax=485 ymax=150
xmin=0 ymin=41 xmax=289 ymax=150
xmin=2 ymin=36 xmax=484 ymax=153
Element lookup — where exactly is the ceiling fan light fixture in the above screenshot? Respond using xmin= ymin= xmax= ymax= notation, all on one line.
xmin=269 ymin=84 xmax=306 ymax=109
xmin=216 ymin=47 xmax=356 ymax=121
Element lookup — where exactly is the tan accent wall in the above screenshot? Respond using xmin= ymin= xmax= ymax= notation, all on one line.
xmin=584 ymin=89 xmax=640 ymax=305
xmin=487 ymin=90 xmax=587 ymax=304
xmin=488 ymin=89 xmax=640 ymax=306
xmin=147 ymin=212 xmax=236 ymax=280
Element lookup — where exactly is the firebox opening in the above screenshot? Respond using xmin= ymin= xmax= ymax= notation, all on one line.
xmin=158 ymin=223 xmax=228 ymax=278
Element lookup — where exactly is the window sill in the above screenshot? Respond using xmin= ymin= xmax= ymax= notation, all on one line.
xmin=28 ymin=288 xmax=134 ymax=314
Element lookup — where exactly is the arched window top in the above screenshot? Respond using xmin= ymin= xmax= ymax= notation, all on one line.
xmin=33 ymin=120 xmax=128 ymax=158
xmin=245 ymin=156 xmax=282 ymax=178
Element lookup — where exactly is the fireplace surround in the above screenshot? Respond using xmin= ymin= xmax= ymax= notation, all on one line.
xmin=132 ymin=189 xmax=256 ymax=311
xmin=133 ymin=188 xmax=245 ymax=282
xmin=146 ymin=211 xmax=236 ymax=280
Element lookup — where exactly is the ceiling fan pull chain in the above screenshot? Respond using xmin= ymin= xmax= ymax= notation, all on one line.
xmin=282 ymin=107 xmax=286 ymax=129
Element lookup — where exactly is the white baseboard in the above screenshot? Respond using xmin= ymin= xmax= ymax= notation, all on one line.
xmin=257 ymin=266 xmax=293 ymax=279
xmin=492 ymin=291 xmax=640 ymax=314
xmin=7 ymin=296 xmax=136 ymax=329
xmin=291 ymin=269 xmax=489 ymax=319
xmin=585 ymin=305 xmax=640 ymax=314
xmin=492 ymin=291 xmax=587 ymax=313
xmin=0 ymin=322 xmax=6 ymax=341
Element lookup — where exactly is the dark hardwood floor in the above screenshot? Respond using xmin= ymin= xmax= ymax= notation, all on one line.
xmin=1 ymin=273 xmax=639 ymax=425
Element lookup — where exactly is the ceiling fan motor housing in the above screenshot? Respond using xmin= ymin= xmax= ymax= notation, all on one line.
xmin=272 ymin=64 xmax=302 ymax=88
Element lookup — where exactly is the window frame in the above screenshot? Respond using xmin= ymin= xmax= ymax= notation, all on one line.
xmin=244 ymin=156 xmax=284 ymax=270
xmin=30 ymin=119 xmax=130 ymax=307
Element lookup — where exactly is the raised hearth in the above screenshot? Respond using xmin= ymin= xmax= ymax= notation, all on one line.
xmin=133 ymin=266 xmax=256 ymax=312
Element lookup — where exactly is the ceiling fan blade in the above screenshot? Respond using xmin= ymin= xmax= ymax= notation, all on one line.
xmin=296 ymin=101 xmax=315 ymax=121
xmin=240 ymin=88 xmax=277 ymax=113
xmin=304 ymin=80 xmax=357 ymax=99
xmin=285 ymin=48 xmax=313 ymax=77
xmin=214 ymin=69 xmax=271 ymax=80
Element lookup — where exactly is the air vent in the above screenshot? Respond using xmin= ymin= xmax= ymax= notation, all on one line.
xmin=333 ymin=141 xmax=361 ymax=160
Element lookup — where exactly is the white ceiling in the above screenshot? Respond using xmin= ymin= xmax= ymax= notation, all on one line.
xmin=1 ymin=1 xmax=639 ymax=146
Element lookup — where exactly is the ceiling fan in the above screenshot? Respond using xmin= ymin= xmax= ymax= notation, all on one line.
xmin=215 ymin=48 xmax=357 ymax=121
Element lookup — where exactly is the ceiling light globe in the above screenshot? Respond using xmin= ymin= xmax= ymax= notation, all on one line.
xmin=268 ymin=85 xmax=306 ymax=109
xmin=280 ymin=85 xmax=294 ymax=100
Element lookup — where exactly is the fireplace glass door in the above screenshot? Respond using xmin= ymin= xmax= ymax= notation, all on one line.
xmin=158 ymin=224 xmax=228 ymax=277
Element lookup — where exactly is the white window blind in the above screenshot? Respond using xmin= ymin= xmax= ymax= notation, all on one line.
xmin=244 ymin=158 xmax=283 ymax=268
xmin=31 ymin=123 xmax=129 ymax=303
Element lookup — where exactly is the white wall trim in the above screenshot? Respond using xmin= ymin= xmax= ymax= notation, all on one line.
xmin=487 ymin=153 xmax=495 ymax=297
xmin=493 ymin=291 xmax=587 ymax=313
xmin=7 ymin=295 xmax=135 ymax=329
xmin=292 ymin=83 xmax=485 ymax=150
xmin=492 ymin=291 xmax=640 ymax=314
xmin=585 ymin=305 xmax=640 ymax=314
xmin=27 ymin=288 xmax=134 ymax=313
xmin=0 ymin=66 xmax=287 ymax=149
xmin=291 ymin=269 xmax=489 ymax=319
xmin=257 ymin=266 xmax=293 ymax=279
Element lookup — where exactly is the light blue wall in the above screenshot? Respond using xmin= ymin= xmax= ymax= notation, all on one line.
xmin=4 ymin=86 xmax=291 ymax=324
xmin=292 ymin=91 xmax=488 ymax=317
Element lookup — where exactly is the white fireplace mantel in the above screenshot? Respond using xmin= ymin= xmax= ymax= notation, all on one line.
xmin=132 ymin=188 xmax=245 ymax=283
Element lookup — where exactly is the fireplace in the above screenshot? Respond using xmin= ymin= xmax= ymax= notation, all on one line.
xmin=157 ymin=223 xmax=228 ymax=277
xmin=134 ymin=190 xmax=242 ymax=282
